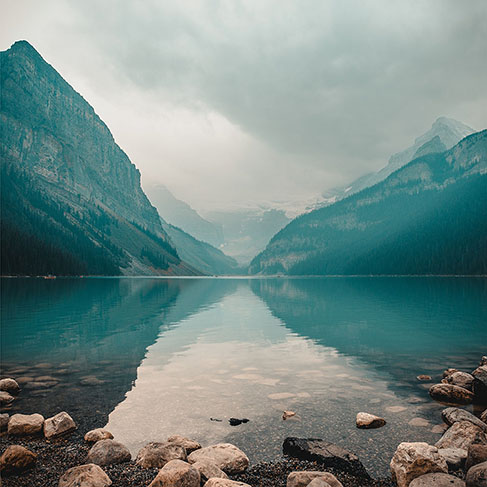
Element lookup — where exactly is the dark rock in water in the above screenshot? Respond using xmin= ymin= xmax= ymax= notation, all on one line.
xmin=442 ymin=407 xmax=487 ymax=432
xmin=282 ymin=437 xmax=369 ymax=479
xmin=229 ymin=418 xmax=250 ymax=426
xmin=473 ymin=366 xmax=487 ymax=403
xmin=211 ymin=418 xmax=223 ymax=422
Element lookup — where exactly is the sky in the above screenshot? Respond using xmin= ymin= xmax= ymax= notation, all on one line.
xmin=2 ymin=0 xmax=486 ymax=213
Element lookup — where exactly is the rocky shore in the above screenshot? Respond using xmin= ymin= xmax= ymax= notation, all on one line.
xmin=1 ymin=357 xmax=486 ymax=486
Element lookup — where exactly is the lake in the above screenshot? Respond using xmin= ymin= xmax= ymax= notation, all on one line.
xmin=1 ymin=276 xmax=486 ymax=477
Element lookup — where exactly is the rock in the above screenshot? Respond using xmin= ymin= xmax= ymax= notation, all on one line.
xmin=430 ymin=384 xmax=475 ymax=405
xmin=191 ymin=460 xmax=228 ymax=482
xmin=466 ymin=444 xmax=487 ymax=471
xmin=0 ymin=445 xmax=37 ymax=474
xmin=188 ymin=443 xmax=249 ymax=475
xmin=282 ymin=437 xmax=369 ymax=478
xmin=85 ymin=428 xmax=114 ymax=443
xmin=136 ymin=441 xmax=187 ymax=468
xmin=436 ymin=421 xmax=487 ymax=450
xmin=444 ymin=369 xmax=460 ymax=378
xmin=203 ymin=480 xmax=251 ymax=487
xmin=417 ymin=375 xmax=432 ymax=381
xmin=44 ymin=411 xmax=77 ymax=439
xmin=286 ymin=471 xmax=343 ymax=487
xmin=409 ymin=418 xmax=430 ymax=427
xmin=307 ymin=480 xmax=333 ymax=487
xmin=482 ymin=358 xmax=487 ymax=367
xmin=86 ymin=439 xmax=131 ymax=466
xmin=283 ymin=411 xmax=296 ymax=420
xmin=442 ymin=407 xmax=487 ymax=432
xmin=438 ymin=448 xmax=467 ymax=470
xmin=356 ymin=412 xmax=386 ymax=429
xmin=481 ymin=410 xmax=487 ymax=424
xmin=390 ymin=442 xmax=448 ymax=487
xmin=432 ymin=424 xmax=449 ymax=434
xmin=229 ymin=418 xmax=249 ymax=426
xmin=0 ymin=378 xmax=20 ymax=394
xmin=445 ymin=372 xmax=475 ymax=391
xmin=466 ymin=461 xmax=487 ymax=487
xmin=0 ymin=390 xmax=14 ymax=404
xmin=473 ymin=366 xmax=487 ymax=403
xmin=8 ymin=413 xmax=44 ymax=435
xmin=409 ymin=472 xmax=465 ymax=486
xmin=0 ymin=413 xmax=9 ymax=431
xmin=167 ymin=435 xmax=201 ymax=454
xmin=149 ymin=459 xmax=200 ymax=487
xmin=386 ymin=406 xmax=408 ymax=413
xmin=58 ymin=463 xmax=112 ymax=487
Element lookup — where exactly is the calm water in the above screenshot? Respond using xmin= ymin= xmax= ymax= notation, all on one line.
xmin=1 ymin=277 xmax=486 ymax=477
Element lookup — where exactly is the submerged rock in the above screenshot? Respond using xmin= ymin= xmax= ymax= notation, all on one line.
xmin=167 ymin=435 xmax=201 ymax=454
xmin=0 ymin=390 xmax=14 ymax=404
xmin=408 ymin=418 xmax=430 ymax=427
xmin=417 ymin=375 xmax=432 ymax=381
xmin=430 ymin=384 xmax=474 ymax=405
xmin=442 ymin=407 xmax=487 ymax=432
xmin=58 ymin=463 xmax=112 ymax=487
xmin=390 ymin=442 xmax=448 ymax=487
xmin=44 ymin=411 xmax=77 ymax=439
xmin=8 ymin=413 xmax=44 ymax=436
xmin=136 ymin=441 xmax=187 ymax=468
xmin=0 ymin=445 xmax=37 ymax=475
xmin=436 ymin=421 xmax=487 ymax=450
xmin=0 ymin=378 xmax=20 ymax=394
xmin=188 ymin=443 xmax=249 ymax=475
xmin=84 ymin=428 xmax=114 ymax=443
xmin=282 ymin=437 xmax=369 ymax=479
xmin=356 ymin=412 xmax=386 ymax=429
xmin=87 ymin=439 xmax=131 ymax=466
xmin=466 ymin=461 xmax=487 ymax=487
xmin=286 ymin=471 xmax=343 ymax=487
xmin=148 ymin=459 xmax=200 ymax=487
xmin=409 ymin=472 xmax=465 ymax=486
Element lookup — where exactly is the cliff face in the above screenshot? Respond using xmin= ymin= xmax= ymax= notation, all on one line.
xmin=0 ymin=40 xmax=198 ymax=276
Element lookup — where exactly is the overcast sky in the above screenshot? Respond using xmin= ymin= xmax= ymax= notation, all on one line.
xmin=2 ymin=0 xmax=486 ymax=212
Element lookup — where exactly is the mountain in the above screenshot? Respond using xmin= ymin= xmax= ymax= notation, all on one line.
xmin=250 ymin=130 xmax=487 ymax=275
xmin=321 ymin=117 xmax=475 ymax=204
xmin=160 ymin=220 xmax=241 ymax=275
xmin=203 ymin=208 xmax=291 ymax=265
xmin=144 ymin=183 xmax=224 ymax=248
xmin=0 ymin=40 xmax=198 ymax=276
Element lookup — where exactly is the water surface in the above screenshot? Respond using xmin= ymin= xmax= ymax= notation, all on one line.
xmin=1 ymin=277 xmax=486 ymax=477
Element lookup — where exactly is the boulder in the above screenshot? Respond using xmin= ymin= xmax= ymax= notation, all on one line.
xmin=0 ymin=378 xmax=21 ymax=394
xmin=149 ymin=459 xmax=200 ymax=487
xmin=444 ymin=372 xmax=475 ymax=391
xmin=390 ymin=442 xmax=448 ymax=487
xmin=442 ymin=407 xmax=487 ymax=432
xmin=167 ymin=435 xmax=201 ymax=454
xmin=0 ymin=391 xmax=14 ymax=404
xmin=473 ymin=366 xmax=487 ymax=403
xmin=44 ymin=411 xmax=77 ymax=439
xmin=203 ymin=480 xmax=251 ymax=487
xmin=282 ymin=437 xmax=369 ymax=478
xmin=0 ymin=445 xmax=37 ymax=474
xmin=84 ymin=428 xmax=114 ymax=443
xmin=86 ymin=439 xmax=131 ymax=466
xmin=436 ymin=421 xmax=487 ymax=450
xmin=286 ymin=471 xmax=343 ymax=487
xmin=136 ymin=441 xmax=187 ymax=468
xmin=466 ymin=444 xmax=487 ymax=471
xmin=188 ymin=443 xmax=249 ymax=475
xmin=438 ymin=448 xmax=467 ymax=470
xmin=444 ymin=369 xmax=460 ymax=378
xmin=430 ymin=384 xmax=474 ymax=405
xmin=8 ymin=413 xmax=44 ymax=436
xmin=191 ymin=460 xmax=228 ymax=482
xmin=0 ymin=413 xmax=9 ymax=431
xmin=307 ymin=480 xmax=333 ymax=487
xmin=356 ymin=412 xmax=386 ymax=429
xmin=409 ymin=472 xmax=465 ymax=486
xmin=58 ymin=463 xmax=112 ymax=487
xmin=466 ymin=461 xmax=487 ymax=487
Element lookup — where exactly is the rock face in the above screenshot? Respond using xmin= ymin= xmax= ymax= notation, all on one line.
xmin=43 ymin=411 xmax=76 ymax=439
xmin=444 ymin=372 xmax=475 ymax=391
xmin=473 ymin=366 xmax=487 ymax=403
xmin=167 ymin=435 xmax=201 ymax=454
xmin=0 ymin=445 xmax=37 ymax=474
xmin=86 ymin=439 xmax=131 ymax=466
xmin=283 ymin=437 xmax=369 ymax=479
xmin=0 ymin=378 xmax=20 ymax=394
xmin=0 ymin=413 xmax=9 ymax=431
xmin=356 ymin=412 xmax=386 ymax=429
xmin=136 ymin=442 xmax=187 ymax=468
xmin=58 ymin=463 xmax=112 ymax=487
xmin=466 ymin=461 xmax=487 ymax=487
xmin=466 ymin=444 xmax=487 ymax=471
xmin=188 ymin=443 xmax=249 ymax=475
xmin=286 ymin=471 xmax=343 ymax=487
xmin=203 ymin=480 xmax=251 ymax=487
xmin=390 ymin=442 xmax=448 ymax=487
xmin=409 ymin=472 xmax=466 ymax=486
xmin=84 ymin=428 xmax=114 ymax=443
xmin=430 ymin=384 xmax=475 ymax=405
xmin=436 ymin=421 xmax=487 ymax=450
xmin=7 ymin=413 xmax=44 ymax=436
xmin=438 ymin=448 xmax=467 ymax=470
xmin=148 ymin=459 xmax=200 ymax=487
xmin=191 ymin=460 xmax=228 ymax=481
xmin=442 ymin=407 xmax=487 ymax=432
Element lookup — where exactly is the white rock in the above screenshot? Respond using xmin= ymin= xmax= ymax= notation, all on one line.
xmin=356 ymin=412 xmax=386 ymax=429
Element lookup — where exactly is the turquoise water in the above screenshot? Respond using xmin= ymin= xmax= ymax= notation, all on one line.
xmin=1 ymin=277 xmax=486 ymax=477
